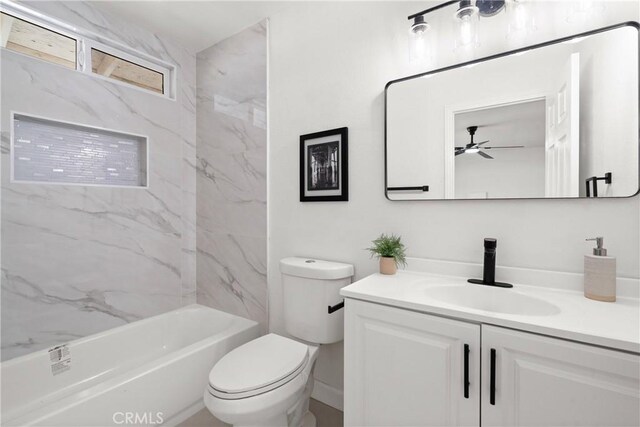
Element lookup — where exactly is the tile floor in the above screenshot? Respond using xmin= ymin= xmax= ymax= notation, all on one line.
xmin=178 ymin=399 xmax=343 ymax=427
xmin=309 ymin=398 xmax=344 ymax=427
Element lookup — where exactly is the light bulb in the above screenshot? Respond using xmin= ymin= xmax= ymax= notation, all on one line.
xmin=466 ymin=148 xmax=480 ymax=154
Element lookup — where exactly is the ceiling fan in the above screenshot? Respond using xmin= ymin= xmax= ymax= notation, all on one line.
xmin=455 ymin=126 xmax=524 ymax=159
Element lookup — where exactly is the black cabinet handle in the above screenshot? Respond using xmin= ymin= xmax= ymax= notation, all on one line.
xmin=464 ymin=344 xmax=470 ymax=398
xmin=490 ymin=348 xmax=496 ymax=405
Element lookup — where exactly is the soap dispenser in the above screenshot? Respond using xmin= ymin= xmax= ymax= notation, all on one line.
xmin=584 ymin=237 xmax=616 ymax=302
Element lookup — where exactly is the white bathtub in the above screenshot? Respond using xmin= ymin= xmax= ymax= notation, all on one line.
xmin=1 ymin=304 xmax=260 ymax=426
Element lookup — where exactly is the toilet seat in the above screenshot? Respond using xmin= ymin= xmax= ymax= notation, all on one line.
xmin=208 ymin=334 xmax=309 ymax=400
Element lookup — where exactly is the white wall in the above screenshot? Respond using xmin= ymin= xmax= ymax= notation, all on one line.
xmin=268 ymin=1 xmax=639 ymax=403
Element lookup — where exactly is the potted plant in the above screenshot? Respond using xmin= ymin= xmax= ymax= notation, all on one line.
xmin=367 ymin=233 xmax=407 ymax=275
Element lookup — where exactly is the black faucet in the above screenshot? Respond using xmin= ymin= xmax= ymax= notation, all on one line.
xmin=468 ymin=238 xmax=513 ymax=288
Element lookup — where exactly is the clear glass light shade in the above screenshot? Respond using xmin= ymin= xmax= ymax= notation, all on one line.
xmin=453 ymin=6 xmax=479 ymax=51
xmin=408 ymin=20 xmax=430 ymax=64
xmin=506 ymin=0 xmax=535 ymax=41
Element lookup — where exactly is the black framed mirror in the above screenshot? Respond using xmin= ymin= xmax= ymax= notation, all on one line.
xmin=385 ymin=22 xmax=639 ymax=201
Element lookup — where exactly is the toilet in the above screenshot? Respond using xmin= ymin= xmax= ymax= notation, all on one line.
xmin=204 ymin=257 xmax=354 ymax=427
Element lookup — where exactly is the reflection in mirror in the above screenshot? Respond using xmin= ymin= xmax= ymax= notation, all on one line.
xmin=386 ymin=24 xmax=639 ymax=200
xmin=454 ymin=101 xmax=544 ymax=199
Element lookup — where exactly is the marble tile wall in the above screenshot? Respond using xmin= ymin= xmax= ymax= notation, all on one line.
xmin=0 ymin=1 xmax=196 ymax=360
xmin=196 ymin=22 xmax=268 ymax=331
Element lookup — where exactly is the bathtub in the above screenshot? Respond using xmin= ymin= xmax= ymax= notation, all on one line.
xmin=1 ymin=304 xmax=260 ymax=426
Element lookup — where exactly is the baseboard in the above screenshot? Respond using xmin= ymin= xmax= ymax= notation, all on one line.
xmin=312 ymin=380 xmax=343 ymax=411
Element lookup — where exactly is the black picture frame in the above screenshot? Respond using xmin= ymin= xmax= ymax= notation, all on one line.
xmin=300 ymin=127 xmax=348 ymax=202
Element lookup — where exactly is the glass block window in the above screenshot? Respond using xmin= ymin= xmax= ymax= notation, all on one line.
xmin=12 ymin=114 xmax=148 ymax=187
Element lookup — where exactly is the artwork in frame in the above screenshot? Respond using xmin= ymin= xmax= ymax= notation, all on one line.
xmin=300 ymin=127 xmax=348 ymax=202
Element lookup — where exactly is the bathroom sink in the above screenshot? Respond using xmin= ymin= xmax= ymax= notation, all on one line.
xmin=426 ymin=285 xmax=561 ymax=316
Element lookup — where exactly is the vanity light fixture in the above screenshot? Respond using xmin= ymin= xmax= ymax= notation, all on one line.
xmin=408 ymin=0 xmax=537 ymax=60
xmin=407 ymin=0 xmax=485 ymax=58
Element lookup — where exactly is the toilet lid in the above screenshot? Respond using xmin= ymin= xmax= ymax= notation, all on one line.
xmin=208 ymin=334 xmax=309 ymax=396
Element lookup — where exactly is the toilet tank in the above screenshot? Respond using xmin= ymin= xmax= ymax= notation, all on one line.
xmin=280 ymin=257 xmax=354 ymax=344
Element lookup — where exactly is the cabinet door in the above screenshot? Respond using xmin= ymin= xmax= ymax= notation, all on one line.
xmin=482 ymin=325 xmax=640 ymax=427
xmin=344 ymin=299 xmax=480 ymax=426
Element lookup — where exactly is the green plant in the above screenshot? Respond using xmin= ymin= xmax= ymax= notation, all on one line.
xmin=367 ymin=233 xmax=407 ymax=267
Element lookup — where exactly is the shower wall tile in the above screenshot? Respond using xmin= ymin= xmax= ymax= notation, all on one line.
xmin=1 ymin=2 xmax=196 ymax=360
xmin=197 ymin=231 xmax=267 ymax=324
xmin=196 ymin=22 xmax=268 ymax=330
xmin=181 ymin=48 xmax=198 ymax=306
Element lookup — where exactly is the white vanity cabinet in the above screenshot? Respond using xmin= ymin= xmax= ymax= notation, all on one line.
xmin=482 ymin=325 xmax=640 ymax=427
xmin=344 ymin=299 xmax=640 ymax=427
xmin=344 ymin=299 xmax=481 ymax=426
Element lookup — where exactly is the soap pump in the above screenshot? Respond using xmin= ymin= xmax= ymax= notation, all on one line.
xmin=584 ymin=237 xmax=616 ymax=302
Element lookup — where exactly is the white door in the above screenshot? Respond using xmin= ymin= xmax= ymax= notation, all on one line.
xmin=482 ymin=325 xmax=640 ymax=427
xmin=545 ymin=52 xmax=580 ymax=197
xmin=344 ymin=299 xmax=480 ymax=426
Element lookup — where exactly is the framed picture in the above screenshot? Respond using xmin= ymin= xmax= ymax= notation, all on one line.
xmin=300 ymin=127 xmax=348 ymax=202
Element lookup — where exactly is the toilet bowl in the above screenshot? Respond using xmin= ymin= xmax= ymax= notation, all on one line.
xmin=204 ymin=334 xmax=319 ymax=427
xmin=204 ymin=257 xmax=354 ymax=427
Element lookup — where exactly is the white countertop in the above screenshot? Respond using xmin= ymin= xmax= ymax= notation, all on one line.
xmin=341 ymin=269 xmax=640 ymax=353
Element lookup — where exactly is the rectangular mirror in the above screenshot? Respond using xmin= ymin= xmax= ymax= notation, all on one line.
xmin=385 ymin=23 xmax=639 ymax=200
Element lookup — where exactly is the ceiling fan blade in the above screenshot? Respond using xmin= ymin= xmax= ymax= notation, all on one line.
xmin=483 ymin=145 xmax=525 ymax=149
xmin=476 ymin=140 xmax=490 ymax=146
xmin=478 ymin=151 xmax=494 ymax=159
xmin=455 ymin=150 xmax=465 ymax=156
